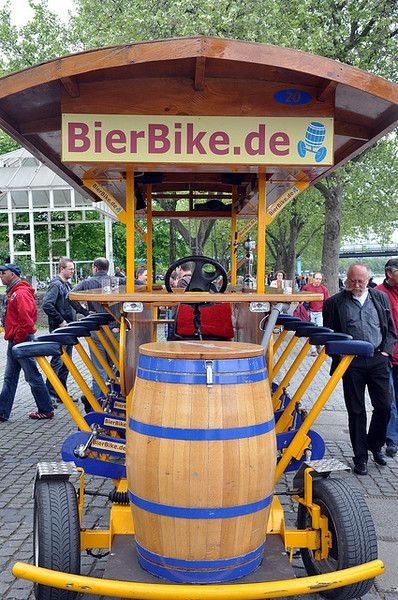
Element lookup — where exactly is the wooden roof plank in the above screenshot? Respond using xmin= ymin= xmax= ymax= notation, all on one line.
xmin=60 ymin=76 xmax=80 ymax=98
xmin=0 ymin=37 xmax=397 ymax=104
xmin=194 ymin=57 xmax=206 ymax=91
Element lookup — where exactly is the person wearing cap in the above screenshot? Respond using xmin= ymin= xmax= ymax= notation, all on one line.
xmin=0 ymin=264 xmax=54 ymax=421
xmin=376 ymin=258 xmax=398 ymax=457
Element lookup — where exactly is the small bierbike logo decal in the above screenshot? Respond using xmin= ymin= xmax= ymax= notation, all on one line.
xmin=298 ymin=122 xmax=327 ymax=163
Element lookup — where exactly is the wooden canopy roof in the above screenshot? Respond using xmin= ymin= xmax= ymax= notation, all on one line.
xmin=0 ymin=36 xmax=397 ymax=216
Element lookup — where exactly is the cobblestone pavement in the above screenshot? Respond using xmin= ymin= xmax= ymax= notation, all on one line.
xmin=0 ymin=332 xmax=397 ymax=599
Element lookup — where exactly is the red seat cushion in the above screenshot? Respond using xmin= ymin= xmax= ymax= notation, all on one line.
xmin=176 ymin=303 xmax=234 ymax=339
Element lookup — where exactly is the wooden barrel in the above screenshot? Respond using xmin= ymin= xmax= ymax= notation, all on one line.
xmin=126 ymin=341 xmax=276 ymax=583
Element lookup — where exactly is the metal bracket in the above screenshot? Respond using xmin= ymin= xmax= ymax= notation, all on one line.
xmin=122 ymin=301 xmax=144 ymax=313
xmin=249 ymin=301 xmax=270 ymax=313
xmin=292 ymin=458 xmax=351 ymax=493
xmin=33 ymin=461 xmax=80 ymax=498
xmin=205 ymin=360 xmax=214 ymax=387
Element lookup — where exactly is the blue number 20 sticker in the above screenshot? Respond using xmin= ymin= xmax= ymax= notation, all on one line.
xmin=273 ymin=89 xmax=312 ymax=105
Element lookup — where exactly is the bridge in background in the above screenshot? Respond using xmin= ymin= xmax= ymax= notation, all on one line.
xmin=339 ymin=244 xmax=398 ymax=258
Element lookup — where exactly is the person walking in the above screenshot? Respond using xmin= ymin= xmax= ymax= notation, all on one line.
xmin=0 ymin=263 xmax=54 ymax=421
xmin=376 ymin=258 xmax=398 ymax=457
xmin=302 ymin=272 xmax=330 ymax=356
xmin=323 ymin=263 xmax=397 ymax=476
xmin=42 ymin=257 xmax=82 ymax=405
xmin=69 ymin=257 xmax=118 ymax=400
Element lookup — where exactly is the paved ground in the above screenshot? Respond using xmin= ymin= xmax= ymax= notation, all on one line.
xmin=0 ymin=331 xmax=397 ymax=599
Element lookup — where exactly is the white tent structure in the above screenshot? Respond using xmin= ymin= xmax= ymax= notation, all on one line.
xmin=0 ymin=148 xmax=117 ymax=284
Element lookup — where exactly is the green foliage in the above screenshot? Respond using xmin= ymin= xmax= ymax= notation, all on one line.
xmin=0 ymin=130 xmax=19 ymax=154
xmin=0 ymin=0 xmax=72 ymax=74
xmin=0 ymin=0 xmax=396 ymax=274
xmin=341 ymin=137 xmax=398 ymax=242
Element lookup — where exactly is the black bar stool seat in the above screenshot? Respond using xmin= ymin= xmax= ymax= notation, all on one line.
xmin=12 ymin=341 xmax=62 ymax=359
xmin=283 ymin=321 xmax=316 ymax=332
xmin=37 ymin=333 xmax=79 ymax=346
xmin=325 ymin=340 xmax=374 ymax=358
xmin=61 ymin=325 xmax=92 ymax=337
xmin=295 ymin=326 xmax=333 ymax=338
xmin=275 ymin=315 xmax=301 ymax=325
xmin=83 ymin=313 xmax=115 ymax=325
xmin=309 ymin=332 xmax=352 ymax=346
xmin=69 ymin=321 xmax=100 ymax=332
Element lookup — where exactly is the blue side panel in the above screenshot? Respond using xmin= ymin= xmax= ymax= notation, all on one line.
xmin=61 ymin=431 xmax=126 ymax=479
xmin=276 ymin=429 xmax=325 ymax=472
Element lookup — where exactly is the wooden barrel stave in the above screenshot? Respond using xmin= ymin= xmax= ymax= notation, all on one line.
xmin=127 ymin=341 xmax=276 ymax=582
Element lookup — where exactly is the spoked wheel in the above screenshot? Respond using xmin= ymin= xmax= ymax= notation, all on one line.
xmin=297 ymin=477 xmax=377 ymax=600
xmin=33 ymin=479 xmax=81 ymax=600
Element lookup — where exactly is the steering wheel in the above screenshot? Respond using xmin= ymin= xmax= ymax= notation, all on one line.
xmin=164 ymin=255 xmax=228 ymax=293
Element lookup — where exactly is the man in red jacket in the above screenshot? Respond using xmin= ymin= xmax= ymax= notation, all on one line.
xmin=303 ymin=272 xmax=330 ymax=356
xmin=0 ymin=264 xmax=54 ymax=422
xmin=376 ymin=258 xmax=398 ymax=457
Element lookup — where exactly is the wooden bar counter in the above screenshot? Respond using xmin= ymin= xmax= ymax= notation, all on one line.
xmin=69 ymin=287 xmax=323 ymax=304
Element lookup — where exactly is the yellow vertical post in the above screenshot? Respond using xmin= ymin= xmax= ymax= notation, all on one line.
xmin=126 ymin=168 xmax=135 ymax=293
xmin=231 ymin=185 xmax=237 ymax=287
xmin=146 ymin=184 xmax=153 ymax=292
xmin=257 ymin=170 xmax=266 ymax=293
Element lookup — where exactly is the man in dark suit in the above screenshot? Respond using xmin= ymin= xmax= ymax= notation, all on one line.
xmin=323 ymin=263 xmax=397 ymax=476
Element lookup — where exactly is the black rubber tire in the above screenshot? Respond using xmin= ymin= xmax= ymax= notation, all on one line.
xmin=297 ymin=477 xmax=377 ymax=600
xmin=33 ymin=479 xmax=81 ymax=600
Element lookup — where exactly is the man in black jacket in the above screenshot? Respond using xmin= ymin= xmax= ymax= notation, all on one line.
xmin=42 ymin=257 xmax=84 ymax=404
xmin=69 ymin=257 xmax=119 ymax=400
xmin=323 ymin=263 xmax=397 ymax=476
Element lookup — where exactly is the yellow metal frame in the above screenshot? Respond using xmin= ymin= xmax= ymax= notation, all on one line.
xmin=102 ymin=324 xmax=119 ymax=351
xmin=275 ymin=350 xmax=328 ymax=433
xmin=61 ymin=350 xmax=104 ymax=414
xmin=272 ymin=333 xmax=300 ymax=380
xmin=273 ymin=327 xmax=288 ymax=354
xmin=272 ymin=339 xmax=311 ymax=410
xmin=36 ymin=356 xmax=91 ymax=432
xmin=14 ymin=468 xmax=383 ymax=598
xmin=74 ymin=342 xmax=109 ymax=399
xmin=292 ymin=468 xmax=331 ymax=560
xmin=274 ymin=354 xmax=354 ymax=482
xmin=85 ymin=336 xmax=118 ymax=383
xmin=12 ymin=560 xmax=384 ymax=599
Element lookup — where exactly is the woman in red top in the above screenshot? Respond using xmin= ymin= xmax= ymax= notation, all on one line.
xmin=303 ymin=272 xmax=330 ymax=356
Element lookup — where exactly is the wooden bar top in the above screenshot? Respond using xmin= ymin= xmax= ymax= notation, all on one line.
xmin=69 ymin=286 xmax=323 ymax=304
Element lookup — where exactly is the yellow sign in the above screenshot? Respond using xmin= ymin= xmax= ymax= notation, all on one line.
xmin=83 ymin=178 xmax=126 ymax=223
xmin=62 ymin=114 xmax=333 ymax=165
xmin=92 ymin=439 xmax=126 ymax=455
xmin=265 ymin=181 xmax=310 ymax=224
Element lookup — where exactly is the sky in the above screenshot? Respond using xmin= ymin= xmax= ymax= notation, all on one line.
xmin=1 ymin=0 xmax=75 ymax=26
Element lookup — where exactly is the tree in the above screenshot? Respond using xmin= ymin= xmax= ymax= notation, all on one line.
xmin=0 ymin=0 xmax=72 ymax=74
xmin=279 ymin=0 xmax=398 ymax=292
xmin=0 ymin=0 xmax=396 ymax=287
xmin=0 ymin=131 xmax=19 ymax=154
